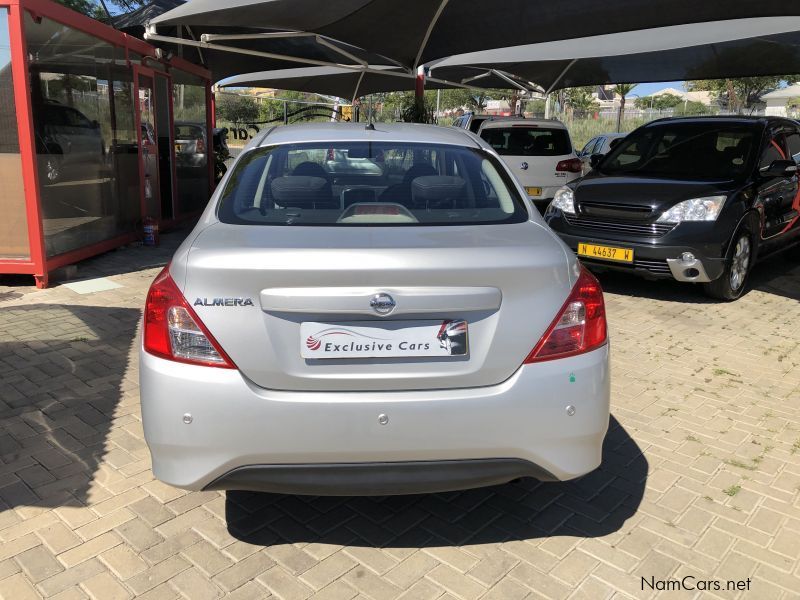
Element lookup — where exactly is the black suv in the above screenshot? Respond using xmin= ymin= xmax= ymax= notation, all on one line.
xmin=545 ymin=117 xmax=800 ymax=299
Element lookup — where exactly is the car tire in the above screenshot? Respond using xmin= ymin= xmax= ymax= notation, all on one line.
xmin=703 ymin=227 xmax=755 ymax=301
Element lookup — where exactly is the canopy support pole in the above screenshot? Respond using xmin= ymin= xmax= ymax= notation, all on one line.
xmin=415 ymin=66 xmax=426 ymax=117
xmin=352 ymin=70 xmax=365 ymax=104
xmin=145 ymin=28 xmax=477 ymax=91
xmin=491 ymin=69 xmax=532 ymax=93
xmin=545 ymin=58 xmax=578 ymax=95
xmin=413 ymin=0 xmax=449 ymax=69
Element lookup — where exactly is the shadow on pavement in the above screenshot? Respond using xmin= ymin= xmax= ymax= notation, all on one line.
xmin=225 ymin=416 xmax=646 ymax=547
xmin=0 ymin=304 xmax=141 ymax=509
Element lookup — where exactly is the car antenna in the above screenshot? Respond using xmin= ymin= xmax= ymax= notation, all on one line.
xmin=365 ymin=123 xmax=375 ymax=131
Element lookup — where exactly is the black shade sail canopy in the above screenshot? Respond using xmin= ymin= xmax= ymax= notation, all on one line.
xmin=431 ymin=17 xmax=800 ymax=91
xmin=149 ymin=0 xmax=800 ymax=70
xmin=219 ymin=66 xmax=539 ymax=99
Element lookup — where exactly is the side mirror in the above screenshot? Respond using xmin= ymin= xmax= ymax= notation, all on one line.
xmin=760 ymin=159 xmax=798 ymax=178
xmin=589 ymin=153 xmax=604 ymax=168
xmin=609 ymin=138 xmax=623 ymax=149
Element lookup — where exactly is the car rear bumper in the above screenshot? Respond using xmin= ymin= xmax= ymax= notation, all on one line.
xmin=205 ymin=459 xmax=555 ymax=496
xmin=140 ymin=344 xmax=610 ymax=494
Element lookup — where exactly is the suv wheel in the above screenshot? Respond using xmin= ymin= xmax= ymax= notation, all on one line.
xmin=703 ymin=229 xmax=754 ymax=300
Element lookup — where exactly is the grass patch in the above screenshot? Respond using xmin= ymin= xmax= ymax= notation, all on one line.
xmin=713 ymin=368 xmax=738 ymax=377
xmin=723 ymin=485 xmax=741 ymax=497
xmin=723 ymin=458 xmax=757 ymax=471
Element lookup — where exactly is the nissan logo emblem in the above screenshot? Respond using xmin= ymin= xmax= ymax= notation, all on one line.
xmin=370 ymin=293 xmax=396 ymax=315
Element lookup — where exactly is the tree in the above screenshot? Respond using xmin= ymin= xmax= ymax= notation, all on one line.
xmin=563 ymin=86 xmax=599 ymax=115
xmin=56 ymin=0 xmax=147 ymax=19
xmin=673 ymin=100 xmax=710 ymax=116
xmin=613 ymin=83 xmax=636 ymax=132
xmin=688 ymin=77 xmax=789 ymax=113
xmin=215 ymin=93 xmax=260 ymax=123
xmin=633 ymin=93 xmax=683 ymax=110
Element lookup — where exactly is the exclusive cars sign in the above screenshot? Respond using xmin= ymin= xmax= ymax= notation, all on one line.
xmin=301 ymin=320 xmax=468 ymax=359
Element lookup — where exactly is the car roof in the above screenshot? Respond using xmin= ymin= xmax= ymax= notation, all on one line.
xmin=643 ymin=115 xmax=795 ymax=129
xmin=479 ymin=118 xmax=567 ymax=130
xmin=257 ymin=122 xmax=482 ymax=148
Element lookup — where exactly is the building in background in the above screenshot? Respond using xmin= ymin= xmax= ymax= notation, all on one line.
xmin=644 ymin=87 xmax=715 ymax=106
xmin=0 ymin=0 xmax=212 ymax=287
xmin=762 ymin=83 xmax=800 ymax=116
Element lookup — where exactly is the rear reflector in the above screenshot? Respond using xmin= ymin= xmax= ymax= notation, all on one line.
xmin=556 ymin=158 xmax=583 ymax=173
xmin=143 ymin=267 xmax=236 ymax=368
xmin=524 ymin=266 xmax=607 ymax=363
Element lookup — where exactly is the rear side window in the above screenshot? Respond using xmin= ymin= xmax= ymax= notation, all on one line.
xmin=786 ymin=130 xmax=800 ymax=162
xmin=217 ymin=141 xmax=529 ymax=226
xmin=480 ymin=127 xmax=572 ymax=156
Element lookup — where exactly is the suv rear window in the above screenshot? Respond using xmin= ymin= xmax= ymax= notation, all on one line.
xmin=217 ymin=142 xmax=529 ymax=226
xmin=480 ymin=127 xmax=572 ymax=156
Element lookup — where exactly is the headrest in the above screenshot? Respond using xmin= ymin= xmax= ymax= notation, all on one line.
xmin=271 ymin=176 xmax=329 ymax=206
xmin=292 ymin=161 xmax=329 ymax=179
xmin=403 ymin=163 xmax=437 ymax=184
xmin=411 ymin=176 xmax=466 ymax=201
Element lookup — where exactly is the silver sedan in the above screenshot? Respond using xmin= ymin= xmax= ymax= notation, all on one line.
xmin=140 ymin=122 xmax=610 ymax=496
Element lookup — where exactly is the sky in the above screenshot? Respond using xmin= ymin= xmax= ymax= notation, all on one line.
xmin=630 ymin=81 xmax=685 ymax=97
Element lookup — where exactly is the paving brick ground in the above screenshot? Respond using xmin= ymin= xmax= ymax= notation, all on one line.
xmin=1 ymin=229 xmax=799 ymax=599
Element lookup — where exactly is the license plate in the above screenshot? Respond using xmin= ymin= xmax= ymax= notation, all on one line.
xmin=525 ymin=186 xmax=542 ymax=197
xmin=577 ymin=242 xmax=634 ymax=263
xmin=301 ymin=320 xmax=468 ymax=359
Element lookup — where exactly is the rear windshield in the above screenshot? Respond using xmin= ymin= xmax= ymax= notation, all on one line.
xmin=599 ymin=123 xmax=758 ymax=180
xmin=480 ymin=126 xmax=572 ymax=156
xmin=175 ymin=125 xmax=203 ymax=139
xmin=217 ymin=142 xmax=529 ymax=226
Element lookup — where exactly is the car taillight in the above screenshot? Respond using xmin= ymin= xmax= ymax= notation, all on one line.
xmin=524 ymin=266 xmax=607 ymax=363
xmin=556 ymin=158 xmax=583 ymax=173
xmin=195 ymin=138 xmax=205 ymax=153
xmin=143 ymin=267 xmax=235 ymax=368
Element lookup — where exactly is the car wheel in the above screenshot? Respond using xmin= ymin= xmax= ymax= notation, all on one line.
xmin=703 ymin=228 xmax=754 ymax=301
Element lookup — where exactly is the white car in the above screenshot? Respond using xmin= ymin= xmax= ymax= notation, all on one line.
xmin=140 ymin=122 xmax=610 ymax=496
xmin=478 ymin=118 xmax=582 ymax=214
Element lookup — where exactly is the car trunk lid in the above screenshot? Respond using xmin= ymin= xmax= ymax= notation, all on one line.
xmin=182 ymin=222 xmax=572 ymax=392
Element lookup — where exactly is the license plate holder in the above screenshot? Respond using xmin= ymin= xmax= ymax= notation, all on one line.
xmin=577 ymin=242 xmax=634 ymax=263
xmin=301 ymin=320 xmax=469 ymax=359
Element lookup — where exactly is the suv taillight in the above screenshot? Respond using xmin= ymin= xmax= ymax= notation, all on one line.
xmin=143 ymin=267 xmax=236 ymax=368
xmin=195 ymin=137 xmax=205 ymax=153
xmin=524 ymin=266 xmax=607 ymax=363
xmin=556 ymin=158 xmax=583 ymax=173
